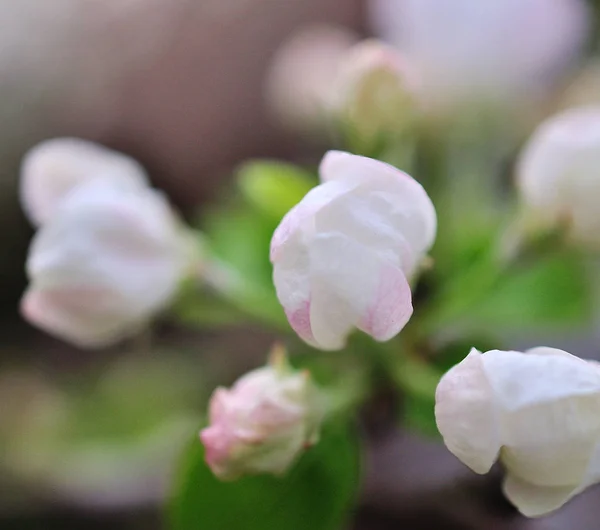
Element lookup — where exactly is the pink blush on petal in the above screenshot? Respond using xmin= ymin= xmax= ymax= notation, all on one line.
xmin=285 ymin=300 xmax=316 ymax=346
xmin=200 ymin=424 xmax=237 ymax=475
xmin=359 ymin=263 xmax=413 ymax=342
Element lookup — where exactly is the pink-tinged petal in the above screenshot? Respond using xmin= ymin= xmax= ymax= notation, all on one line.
xmin=285 ymin=301 xmax=318 ymax=347
xmin=358 ymin=261 xmax=412 ymax=341
xmin=20 ymin=287 xmax=138 ymax=349
xmin=200 ymin=424 xmax=237 ymax=479
xmin=208 ymin=388 xmax=230 ymax=423
xmin=308 ymin=232 xmax=412 ymax=349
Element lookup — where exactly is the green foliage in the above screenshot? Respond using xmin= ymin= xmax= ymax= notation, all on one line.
xmin=470 ymin=252 xmax=592 ymax=332
xmin=204 ymin=202 xmax=278 ymax=293
xmin=237 ymin=160 xmax=316 ymax=220
xmin=169 ymin=421 xmax=361 ymax=530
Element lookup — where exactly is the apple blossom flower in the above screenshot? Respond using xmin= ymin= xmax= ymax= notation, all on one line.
xmin=270 ymin=150 xmax=436 ymax=350
xmin=21 ymin=181 xmax=196 ymax=348
xmin=20 ymin=138 xmax=148 ymax=227
xmin=369 ymin=0 xmax=589 ymax=112
xmin=200 ymin=347 xmax=321 ymax=480
xmin=516 ymin=106 xmax=600 ymax=248
xmin=435 ymin=347 xmax=600 ymax=517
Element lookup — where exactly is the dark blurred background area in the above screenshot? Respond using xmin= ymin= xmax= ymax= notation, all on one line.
xmin=4 ymin=1 xmax=600 ymax=529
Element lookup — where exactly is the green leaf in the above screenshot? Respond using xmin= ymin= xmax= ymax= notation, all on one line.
xmin=470 ymin=252 xmax=592 ymax=332
xmin=201 ymin=201 xmax=287 ymax=329
xmin=238 ymin=161 xmax=316 ymax=220
xmin=169 ymin=421 xmax=362 ymax=530
xmin=204 ymin=203 xmax=277 ymax=292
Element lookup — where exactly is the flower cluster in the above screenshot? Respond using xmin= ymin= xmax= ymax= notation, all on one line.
xmin=16 ymin=3 xmax=600 ymax=521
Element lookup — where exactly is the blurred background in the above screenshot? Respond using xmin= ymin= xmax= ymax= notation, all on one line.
xmin=4 ymin=1 xmax=600 ymax=529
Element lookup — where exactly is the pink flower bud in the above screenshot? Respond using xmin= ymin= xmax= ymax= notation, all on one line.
xmin=270 ymin=150 xmax=436 ymax=350
xmin=21 ymin=182 xmax=195 ymax=348
xmin=20 ymin=138 xmax=148 ymax=227
xmin=200 ymin=348 xmax=320 ymax=480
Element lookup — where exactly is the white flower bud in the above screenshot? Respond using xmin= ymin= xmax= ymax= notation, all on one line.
xmin=436 ymin=347 xmax=600 ymax=517
xmin=270 ymin=150 xmax=436 ymax=350
xmin=21 ymin=182 xmax=195 ymax=348
xmin=200 ymin=347 xmax=321 ymax=480
xmin=20 ymin=138 xmax=148 ymax=227
xmin=331 ymin=39 xmax=418 ymax=147
xmin=517 ymin=106 xmax=600 ymax=247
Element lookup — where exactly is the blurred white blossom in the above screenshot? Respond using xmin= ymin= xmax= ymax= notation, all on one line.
xmin=370 ymin=0 xmax=589 ymax=113
xmin=22 ymin=182 xmax=196 ymax=348
xmin=436 ymin=347 xmax=600 ymax=517
xmin=265 ymin=24 xmax=358 ymax=135
xmin=200 ymin=347 xmax=321 ymax=480
xmin=20 ymin=138 xmax=148 ymax=227
xmin=270 ymin=150 xmax=436 ymax=350
xmin=517 ymin=106 xmax=600 ymax=248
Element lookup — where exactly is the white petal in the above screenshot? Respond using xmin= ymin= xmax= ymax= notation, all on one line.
xmin=481 ymin=349 xmax=600 ymax=411
xmin=20 ymin=138 xmax=148 ymax=226
xmin=271 ymin=243 xmax=316 ymax=347
xmin=482 ymin=349 xmax=600 ymax=486
xmin=580 ymin=440 xmax=600 ymax=490
xmin=435 ymin=348 xmax=501 ymax=474
xmin=270 ymin=178 xmax=357 ymax=262
xmin=318 ymin=151 xmax=436 ymax=260
xmin=313 ymin=182 xmax=414 ymax=271
xmin=308 ymin=232 xmax=412 ymax=350
xmin=503 ymin=473 xmax=578 ymax=518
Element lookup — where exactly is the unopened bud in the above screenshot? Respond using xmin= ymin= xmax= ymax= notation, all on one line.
xmin=21 ymin=182 xmax=196 ymax=348
xmin=331 ymin=39 xmax=418 ymax=149
xmin=271 ymin=150 xmax=436 ymax=350
xmin=200 ymin=346 xmax=321 ymax=480
xmin=436 ymin=347 xmax=600 ymax=517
